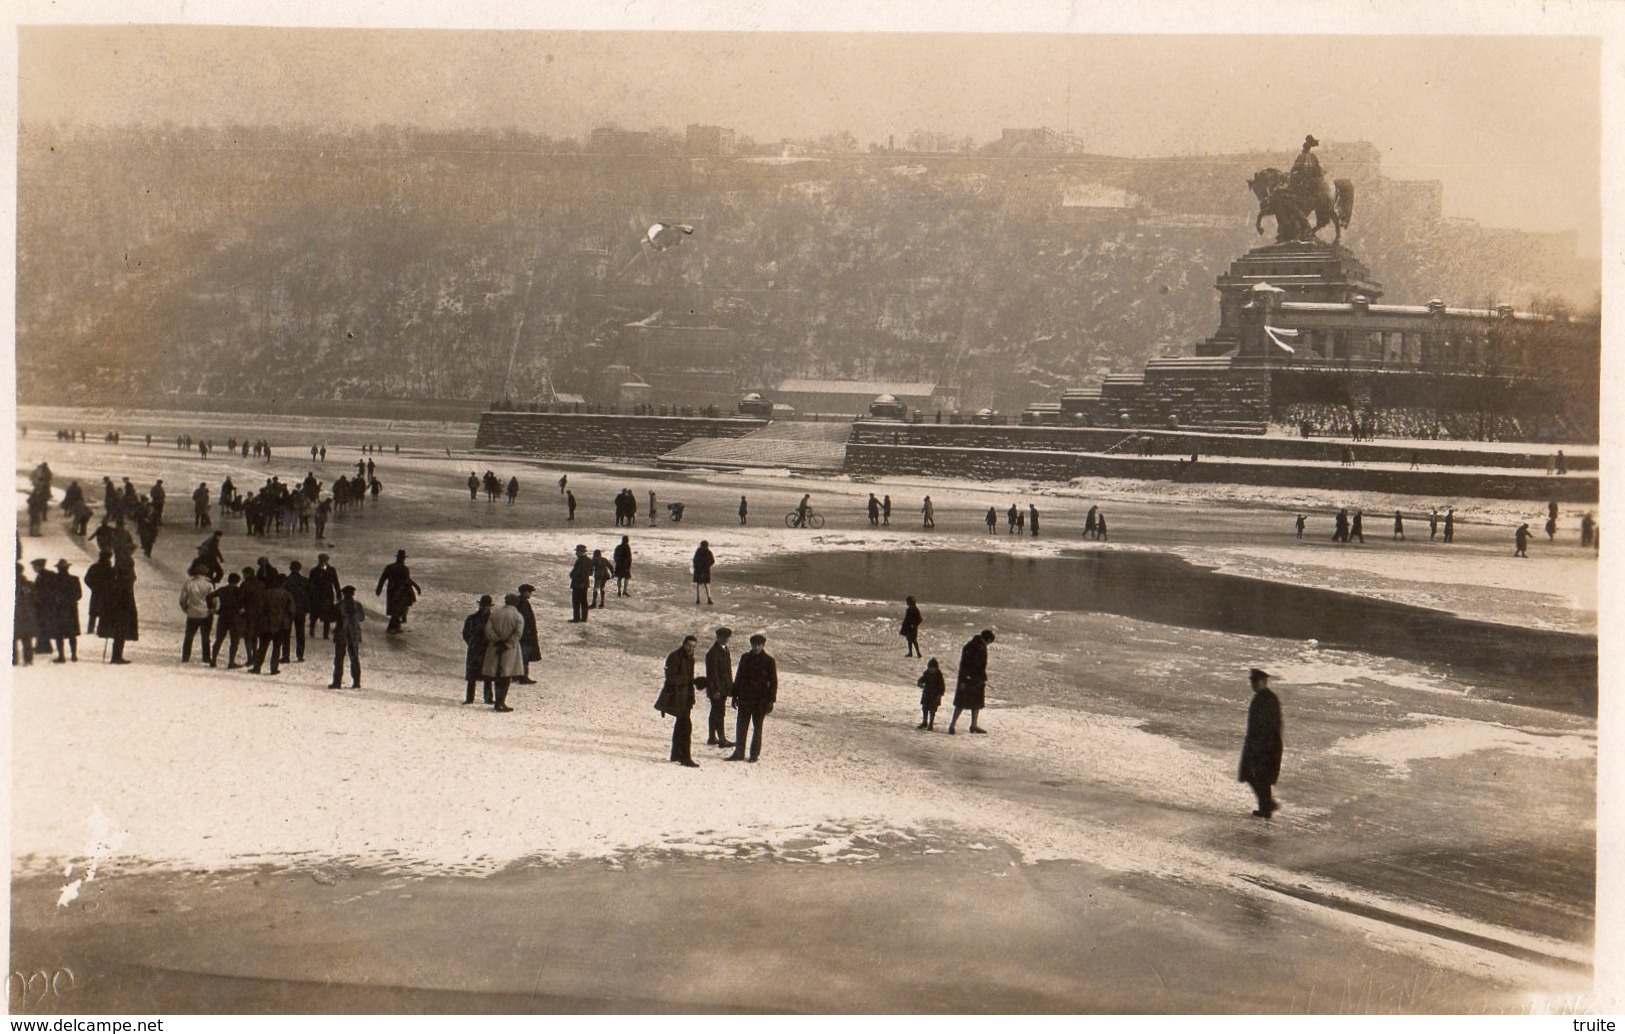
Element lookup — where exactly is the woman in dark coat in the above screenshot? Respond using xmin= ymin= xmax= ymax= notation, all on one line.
xmin=692 ymin=540 xmax=715 ymax=605
xmin=1238 ymin=668 xmax=1283 ymax=818
xmin=947 ymin=629 xmax=995 ymax=735
xmin=899 ymin=596 xmax=923 ymax=657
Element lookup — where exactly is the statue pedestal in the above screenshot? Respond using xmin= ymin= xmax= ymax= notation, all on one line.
xmin=1196 ymin=242 xmax=1383 ymax=357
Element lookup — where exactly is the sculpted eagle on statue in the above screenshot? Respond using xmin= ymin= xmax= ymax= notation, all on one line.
xmin=1248 ymin=134 xmax=1356 ymax=244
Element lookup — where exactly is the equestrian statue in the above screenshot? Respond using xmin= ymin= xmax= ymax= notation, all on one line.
xmin=1248 ymin=134 xmax=1355 ymax=244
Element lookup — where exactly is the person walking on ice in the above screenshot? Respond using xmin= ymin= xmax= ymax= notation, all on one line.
xmin=1238 ymin=668 xmax=1283 ymax=818
xmin=947 ymin=629 xmax=995 ymax=735
xmin=916 ymin=658 xmax=944 ymax=731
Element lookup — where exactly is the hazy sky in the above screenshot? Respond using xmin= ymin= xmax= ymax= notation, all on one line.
xmin=16 ymin=24 xmax=1603 ymax=255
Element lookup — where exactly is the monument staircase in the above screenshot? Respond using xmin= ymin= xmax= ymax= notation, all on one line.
xmin=658 ymin=420 xmax=851 ymax=471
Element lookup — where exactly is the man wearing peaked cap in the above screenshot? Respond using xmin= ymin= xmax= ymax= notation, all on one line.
xmin=1238 ymin=668 xmax=1283 ymax=818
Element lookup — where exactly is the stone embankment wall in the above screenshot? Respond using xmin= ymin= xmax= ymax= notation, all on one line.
xmin=844 ymin=444 xmax=1596 ymax=502
xmin=849 ymin=421 xmax=1596 ymax=471
xmin=476 ymin=412 xmax=766 ymax=462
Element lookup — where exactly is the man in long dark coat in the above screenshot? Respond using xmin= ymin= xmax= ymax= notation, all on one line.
xmin=657 ymin=634 xmax=700 ymax=767
xmin=82 ymin=549 xmax=115 ymax=637
xmin=900 ymin=596 xmax=923 ymax=658
xmin=208 ymin=573 xmax=247 ymax=668
xmin=39 ymin=559 xmax=81 ymax=662
xmin=947 ymin=629 xmax=995 ymax=735
xmin=515 ymin=584 xmax=540 ymax=683
xmin=462 ymin=595 xmax=495 ymax=705
xmin=725 ymin=633 xmax=779 ymax=763
xmin=613 ymin=535 xmax=633 ymax=597
xmin=1238 ymin=668 xmax=1284 ymax=818
xmin=568 ymin=545 xmax=592 ymax=622
xmin=375 ymin=549 xmax=422 ymax=634
xmin=308 ymin=553 xmax=340 ymax=640
xmin=282 ymin=560 xmax=312 ymax=663
xmin=704 ymin=627 xmax=736 ymax=749
xmin=94 ymin=559 xmax=139 ymax=664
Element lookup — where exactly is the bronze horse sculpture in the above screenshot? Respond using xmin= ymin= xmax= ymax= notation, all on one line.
xmin=1248 ymin=167 xmax=1355 ymax=244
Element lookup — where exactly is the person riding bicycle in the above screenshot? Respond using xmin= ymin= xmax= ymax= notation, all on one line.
xmin=795 ymin=494 xmax=811 ymax=529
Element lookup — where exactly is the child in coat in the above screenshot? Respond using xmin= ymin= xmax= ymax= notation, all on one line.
xmin=916 ymin=658 xmax=945 ymax=730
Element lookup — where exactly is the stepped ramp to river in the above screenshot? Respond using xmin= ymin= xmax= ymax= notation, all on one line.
xmin=658 ymin=421 xmax=851 ymax=471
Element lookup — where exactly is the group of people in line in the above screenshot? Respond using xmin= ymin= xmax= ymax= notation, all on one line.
xmin=1295 ymin=501 xmax=1600 ymax=556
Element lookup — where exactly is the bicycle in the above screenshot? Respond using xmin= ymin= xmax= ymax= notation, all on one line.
xmin=785 ymin=509 xmax=825 ymax=529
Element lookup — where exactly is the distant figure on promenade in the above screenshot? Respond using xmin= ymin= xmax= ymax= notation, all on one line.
xmin=1514 ymin=523 xmax=1531 ymax=558
xmin=922 ymin=496 xmax=935 ymax=530
xmin=1443 ymin=507 xmax=1455 ymax=543
xmin=1028 ymin=504 xmax=1040 ymax=537
xmin=1545 ymin=515 xmax=1558 ymax=543
xmin=375 ymin=549 xmax=422 ymax=634
xmin=613 ymin=535 xmax=633 ymax=597
xmin=468 ymin=473 xmax=479 ymax=500
xmin=882 ymin=495 xmax=892 ymax=526
xmin=558 ymin=475 xmax=568 ymax=495
xmin=986 ymin=507 xmax=998 ymax=533
xmin=1429 ymin=508 xmax=1439 ymax=541
xmin=1333 ymin=508 xmax=1349 ymax=544
xmin=507 ymin=477 xmax=520 ymax=505
xmin=1084 ymin=505 xmax=1099 ymax=540
xmin=738 ymin=495 xmax=748 ymax=526
xmin=1556 ymin=450 xmax=1567 ymax=475
xmin=1581 ymin=512 xmax=1596 ymax=548
xmin=461 ymin=595 xmax=495 ymax=705
xmin=947 ymin=630 xmax=994 ymax=735
xmin=1238 ymin=668 xmax=1283 ymax=818
xmin=1009 ymin=504 xmax=1020 ymax=535
xmin=569 ymin=544 xmax=593 ymax=622
xmin=916 ymin=658 xmax=945 ymax=731
xmin=900 ymin=595 xmax=923 ymax=658
xmin=725 ymin=633 xmax=778 ymax=763
xmin=692 ymin=540 xmax=716 ymax=605
xmin=566 ymin=490 xmax=577 ymax=522
xmin=704 ymin=627 xmax=736 ymax=750
xmin=481 ymin=593 xmax=524 ymax=711
xmin=1350 ymin=510 xmax=1365 ymax=543
xmin=656 ymin=634 xmax=700 ymax=767
xmin=1393 ymin=511 xmax=1405 ymax=540
xmin=867 ymin=494 xmax=881 ymax=526
xmin=1294 ymin=514 xmax=1306 ymax=539
xmin=1096 ymin=514 xmax=1108 ymax=541
xmin=649 ymin=490 xmax=657 ymax=525
xmin=795 ymin=494 xmax=811 ymax=529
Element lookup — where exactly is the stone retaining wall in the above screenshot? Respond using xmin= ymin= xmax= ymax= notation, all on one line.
xmin=844 ymin=444 xmax=1597 ymax=503
xmin=850 ymin=421 xmax=1594 ymax=471
xmin=476 ymin=412 xmax=766 ymax=462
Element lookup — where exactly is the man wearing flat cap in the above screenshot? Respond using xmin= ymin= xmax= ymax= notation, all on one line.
xmin=375 ymin=548 xmax=422 ymax=634
xmin=725 ymin=633 xmax=778 ymax=763
xmin=1238 ymin=668 xmax=1284 ymax=818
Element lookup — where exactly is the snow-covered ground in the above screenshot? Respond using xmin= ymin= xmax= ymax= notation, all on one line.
xmin=7 ymin=418 xmax=1608 ymax=1009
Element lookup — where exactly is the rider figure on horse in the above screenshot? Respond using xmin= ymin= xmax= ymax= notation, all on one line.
xmin=1289 ymin=134 xmax=1323 ymax=198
